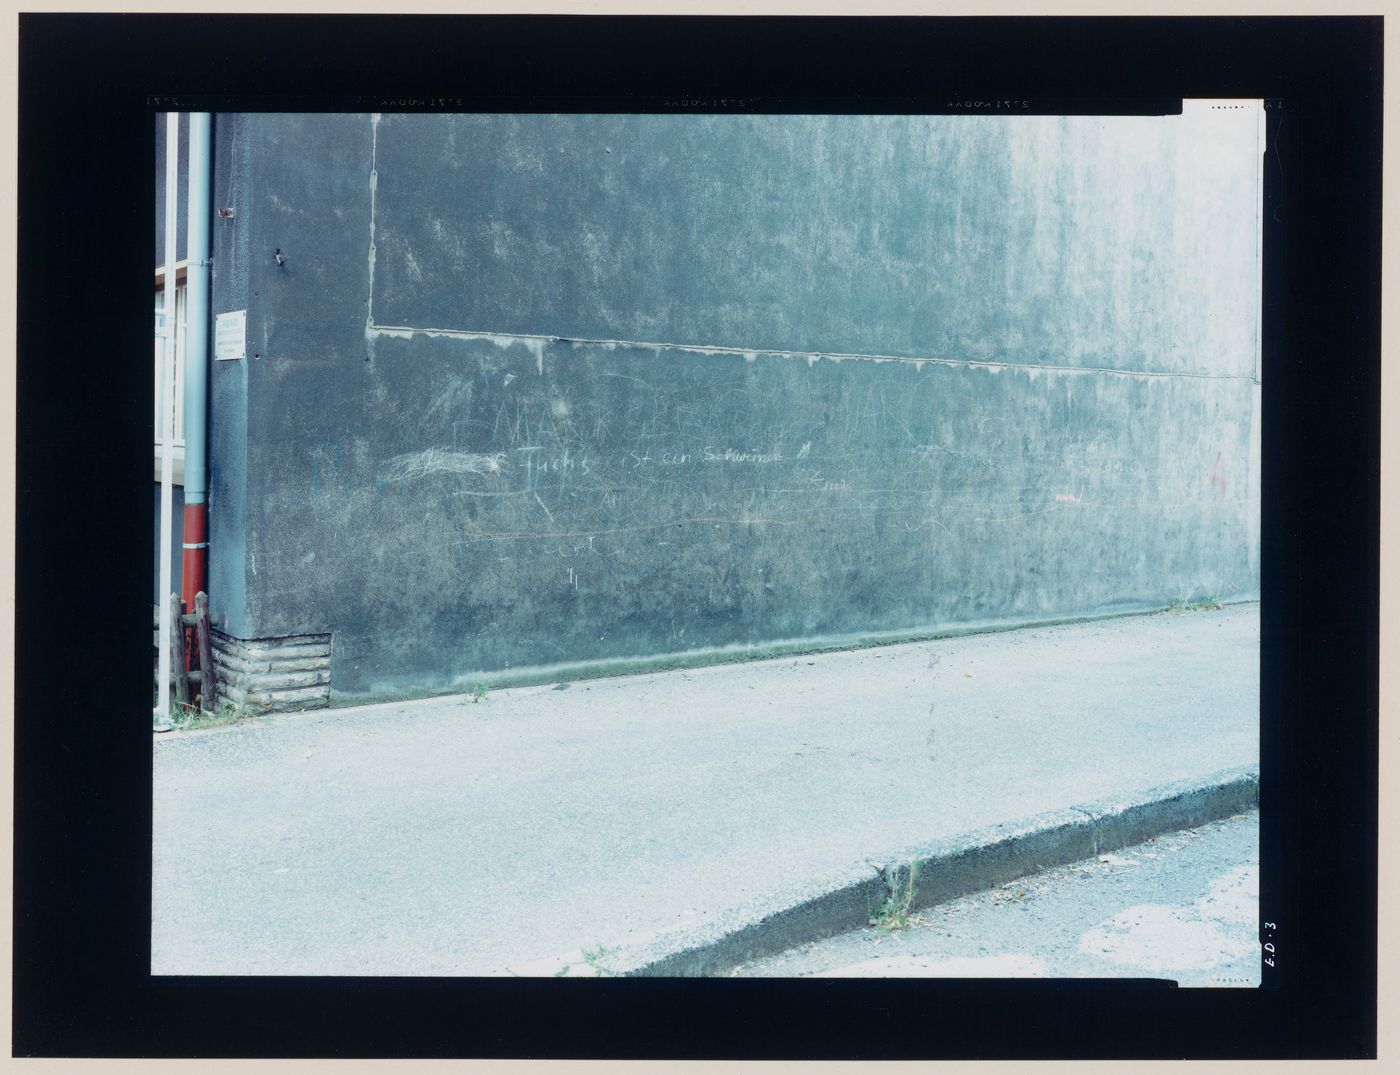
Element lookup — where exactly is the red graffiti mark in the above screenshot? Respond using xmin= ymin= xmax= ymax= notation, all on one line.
xmin=1211 ymin=451 xmax=1230 ymax=495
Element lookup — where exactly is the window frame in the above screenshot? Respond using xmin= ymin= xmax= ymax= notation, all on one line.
xmin=154 ymin=261 xmax=189 ymax=484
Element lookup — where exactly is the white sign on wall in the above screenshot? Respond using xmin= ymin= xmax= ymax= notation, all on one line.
xmin=214 ymin=309 xmax=247 ymax=361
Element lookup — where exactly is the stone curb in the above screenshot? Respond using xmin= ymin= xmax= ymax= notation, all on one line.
xmin=577 ymin=765 xmax=1259 ymax=978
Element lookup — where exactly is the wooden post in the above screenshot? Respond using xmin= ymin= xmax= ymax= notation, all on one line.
xmin=167 ymin=592 xmax=189 ymax=713
xmin=195 ymin=591 xmax=216 ymax=714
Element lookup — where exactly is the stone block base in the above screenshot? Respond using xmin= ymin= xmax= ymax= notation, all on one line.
xmin=211 ymin=631 xmax=332 ymax=713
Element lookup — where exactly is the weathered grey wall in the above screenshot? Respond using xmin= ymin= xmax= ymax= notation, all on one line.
xmin=205 ymin=108 xmax=1262 ymax=704
xmin=371 ymin=112 xmax=1259 ymax=378
xmin=207 ymin=113 xmax=256 ymax=639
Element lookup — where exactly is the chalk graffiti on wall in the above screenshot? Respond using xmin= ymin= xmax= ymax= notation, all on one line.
xmin=310 ymin=434 xmax=1124 ymax=550
xmin=1210 ymin=450 xmax=1231 ymax=495
xmin=305 ymin=370 xmax=1248 ymax=577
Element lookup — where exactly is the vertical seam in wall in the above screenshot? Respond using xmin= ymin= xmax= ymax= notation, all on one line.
xmin=367 ymin=113 xmax=380 ymax=335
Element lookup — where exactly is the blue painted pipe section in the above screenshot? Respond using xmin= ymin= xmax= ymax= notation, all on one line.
xmin=183 ymin=113 xmax=212 ymax=505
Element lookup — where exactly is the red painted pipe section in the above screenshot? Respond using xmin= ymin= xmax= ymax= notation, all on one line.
xmin=182 ymin=502 xmax=208 ymax=667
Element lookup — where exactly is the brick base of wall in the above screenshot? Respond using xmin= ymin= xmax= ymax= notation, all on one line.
xmin=211 ymin=631 xmax=332 ymax=713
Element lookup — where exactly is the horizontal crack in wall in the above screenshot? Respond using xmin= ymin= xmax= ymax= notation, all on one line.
xmin=364 ymin=318 xmax=1253 ymax=382
xmin=362 ymin=116 xmax=1255 ymax=385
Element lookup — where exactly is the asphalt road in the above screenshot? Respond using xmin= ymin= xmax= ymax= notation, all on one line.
xmin=152 ymin=605 xmax=1257 ymax=976
xmin=732 ymin=810 xmax=1261 ymax=985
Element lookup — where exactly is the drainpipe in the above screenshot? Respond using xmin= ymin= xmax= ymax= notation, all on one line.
xmin=155 ymin=112 xmax=179 ymax=731
xmin=181 ymin=113 xmax=213 ymax=654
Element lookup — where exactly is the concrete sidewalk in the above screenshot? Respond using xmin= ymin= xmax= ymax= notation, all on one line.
xmin=152 ymin=603 xmax=1259 ymax=977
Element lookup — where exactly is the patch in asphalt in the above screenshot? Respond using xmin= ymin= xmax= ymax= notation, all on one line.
xmin=1077 ymin=864 xmax=1258 ymax=972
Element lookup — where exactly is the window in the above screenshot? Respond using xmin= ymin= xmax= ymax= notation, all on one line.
xmin=154 ymin=263 xmax=187 ymax=483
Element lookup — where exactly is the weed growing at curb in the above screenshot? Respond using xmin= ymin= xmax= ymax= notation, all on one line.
xmin=553 ymin=944 xmax=619 ymax=978
xmin=471 ymin=682 xmax=490 ymax=703
xmin=160 ymin=699 xmax=256 ymax=732
xmin=1166 ymin=595 xmax=1223 ymax=614
xmin=870 ymin=862 xmax=920 ymax=932
xmin=581 ymin=944 xmax=619 ymax=976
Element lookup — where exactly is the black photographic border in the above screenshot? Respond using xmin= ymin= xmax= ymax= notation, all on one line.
xmin=13 ymin=12 xmax=1382 ymax=1060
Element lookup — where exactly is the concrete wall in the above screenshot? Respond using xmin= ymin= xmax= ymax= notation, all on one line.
xmin=203 ymin=107 xmax=1263 ymax=705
